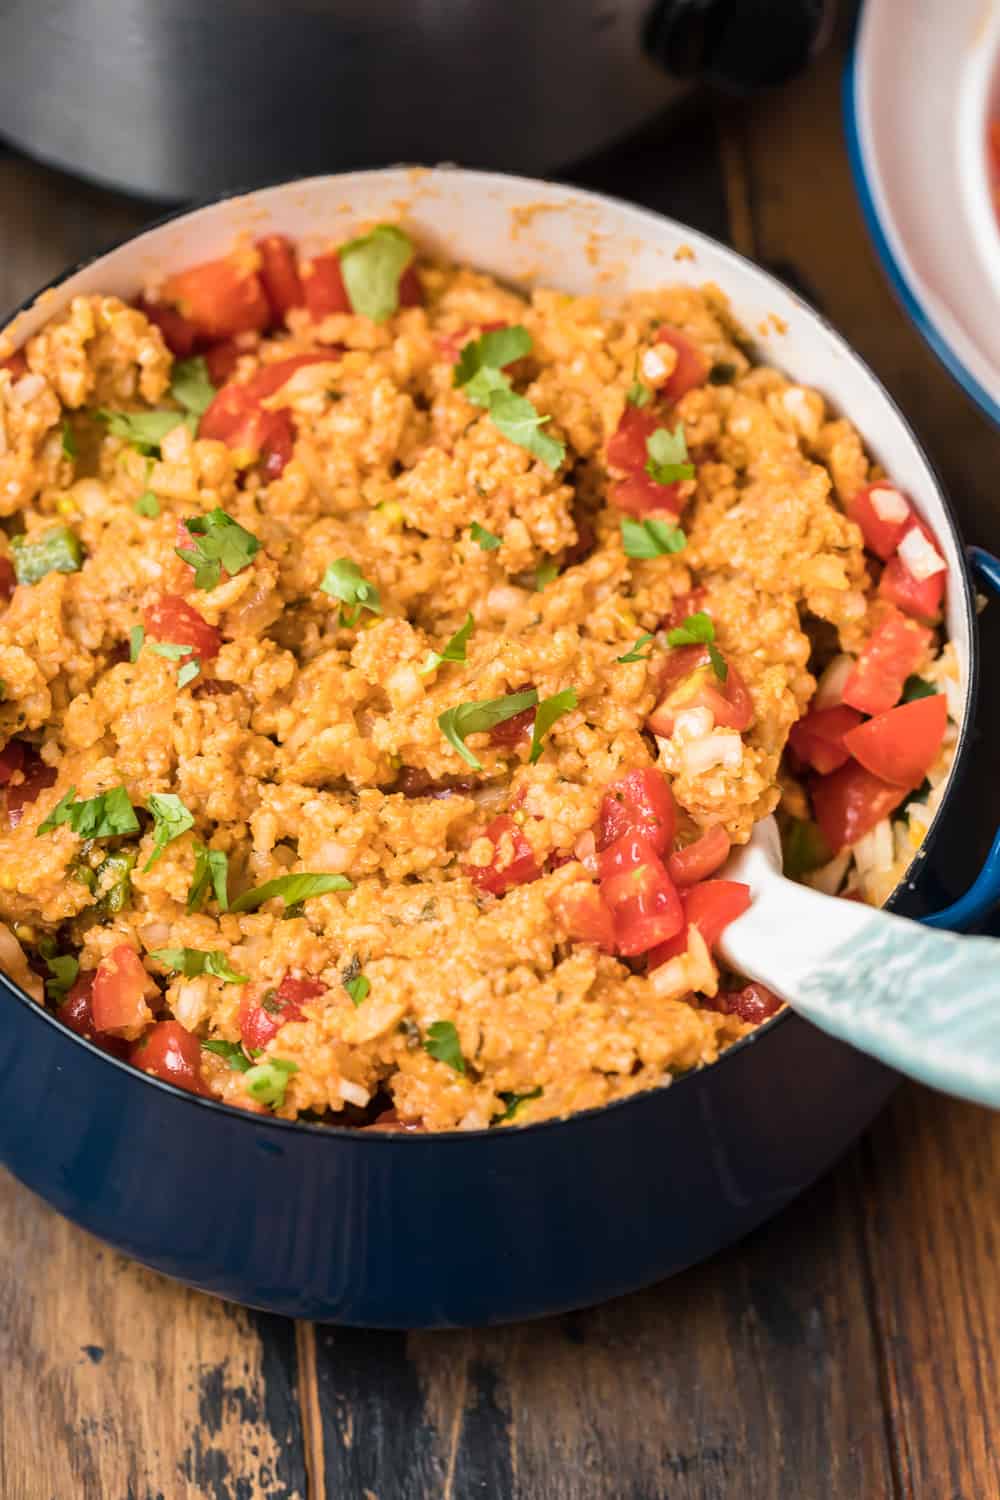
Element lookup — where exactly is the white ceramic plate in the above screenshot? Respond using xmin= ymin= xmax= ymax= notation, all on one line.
xmin=847 ymin=0 xmax=1000 ymax=425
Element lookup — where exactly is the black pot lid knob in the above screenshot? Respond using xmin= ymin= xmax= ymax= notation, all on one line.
xmin=643 ymin=0 xmax=835 ymax=92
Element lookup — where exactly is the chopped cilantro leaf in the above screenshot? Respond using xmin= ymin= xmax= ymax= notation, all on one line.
xmin=470 ymin=521 xmax=502 ymax=551
xmin=625 ymin=356 xmax=651 ymax=409
xmin=902 ymin=676 xmax=937 ymax=703
xmin=177 ymin=659 xmax=201 ymax=690
xmin=495 ymin=1086 xmax=542 ymax=1122
xmin=150 ymin=946 xmax=248 ymax=983
xmin=528 ymin=688 xmax=577 ymax=765
xmin=423 ymin=1020 xmax=466 ymax=1074
xmin=96 ymin=407 xmax=185 ymax=456
xmin=488 ymin=387 xmax=565 ymax=469
xmin=620 ymin=517 xmax=686 ymax=559
xmin=453 ymin=325 xmax=532 ymax=387
xmin=61 ymin=420 xmax=77 ymax=460
xmin=666 ymin=611 xmax=715 ymax=647
xmin=454 ymin=326 xmax=564 ymax=470
xmin=134 ymin=491 xmax=161 ymax=518
xmin=187 ymin=843 xmax=230 ymax=913
xmin=177 ymin=508 xmax=261 ymax=591
xmin=645 ymin=424 xmax=695 ymax=485
xmin=37 ymin=785 xmax=139 ymax=839
xmin=170 ymin=356 xmax=216 ymax=422
xmin=320 ymin=557 xmax=382 ymax=627
xmin=229 ymin=872 xmax=353 ymax=914
xmin=202 ymin=1039 xmax=252 ymax=1072
xmin=421 ymin=612 xmax=474 ymax=674
xmin=44 ymin=951 xmax=79 ymax=1002
xmin=535 ymin=560 xmax=559 ymax=591
xmin=345 ymin=974 xmax=370 ymax=1007
xmin=338 ymin=224 xmax=414 ymax=323
xmin=437 ymin=689 xmax=538 ymax=771
xmin=143 ymin=792 xmax=194 ymax=871
xmin=617 ymin=633 xmax=655 ymax=664
xmin=129 ymin=625 xmax=145 ymax=662
xmin=708 ymin=643 xmax=728 ymax=683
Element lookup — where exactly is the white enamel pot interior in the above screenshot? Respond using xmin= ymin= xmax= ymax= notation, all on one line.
xmin=2 ymin=166 xmax=975 ymax=910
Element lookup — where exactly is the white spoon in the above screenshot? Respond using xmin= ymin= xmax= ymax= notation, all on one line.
xmin=718 ymin=816 xmax=1000 ymax=1108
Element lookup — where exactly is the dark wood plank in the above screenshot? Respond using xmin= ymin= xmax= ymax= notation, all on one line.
xmin=310 ymin=1162 xmax=894 ymax=1500
xmin=0 ymin=1170 xmax=308 ymax=1500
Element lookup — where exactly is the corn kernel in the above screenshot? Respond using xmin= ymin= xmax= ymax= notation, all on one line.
xmin=379 ymin=501 xmax=404 ymax=528
xmin=0 ymin=873 xmax=15 ymax=890
xmin=388 ymin=753 xmax=401 ymax=770
xmin=55 ymin=496 xmax=78 ymax=519
xmin=12 ymin=922 xmax=34 ymax=943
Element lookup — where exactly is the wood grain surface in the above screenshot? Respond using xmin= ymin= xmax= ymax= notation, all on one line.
xmin=1 ymin=11 xmax=1000 ymax=1498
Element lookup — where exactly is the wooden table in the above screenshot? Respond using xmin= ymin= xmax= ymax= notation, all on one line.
xmin=2 ymin=19 xmax=999 ymax=1499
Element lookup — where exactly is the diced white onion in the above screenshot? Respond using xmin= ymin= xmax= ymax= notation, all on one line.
xmin=682 ymin=730 xmax=743 ymax=776
xmin=853 ymin=817 xmax=894 ymax=877
xmin=942 ymin=674 xmax=962 ymax=723
xmin=641 ymin=349 xmax=669 ymax=382
xmin=897 ymin=526 xmax=946 ymax=581
xmin=174 ymin=978 xmax=211 ymax=1029
xmin=11 ymin=373 xmax=44 ymax=405
xmin=869 ymin=485 xmax=910 ymax=524
xmin=813 ymin=654 xmax=853 ymax=709
xmin=340 ymin=1079 xmax=370 ymax=1109
xmin=804 ymin=849 xmax=851 ymax=895
xmin=673 ymin=706 xmax=714 ymax=740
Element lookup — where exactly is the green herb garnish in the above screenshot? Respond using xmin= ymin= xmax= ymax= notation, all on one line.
xmin=495 ymin=1086 xmax=542 ymax=1122
xmin=345 ymin=974 xmax=370 ymax=1007
xmin=129 ymin=625 xmax=145 ymax=662
xmin=454 ymin=325 xmax=564 ymax=470
xmin=645 ymin=424 xmax=695 ymax=485
xmin=625 ymin=355 xmax=652 ymax=409
xmin=423 ymin=1019 xmax=466 ymax=1074
xmin=44 ymin=951 xmax=79 ymax=1002
xmin=11 ymin=526 xmax=84 ymax=585
xmin=535 ymin=560 xmax=559 ymax=591
xmin=187 ymin=843 xmax=230 ymax=913
xmin=320 ymin=557 xmax=382 ymax=627
xmin=96 ymin=407 xmax=185 ymax=455
xmin=229 ymin=871 xmax=353 ymax=914
xmin=170 ymin=356 xmax=216 ymax=423
xmin=37 ymin=785 xmax=139 ymax=839
xmin=176 ymin=508 xmax=261 ymax=591
xmin=143 ymin=792 xmax=194 ymax=871
xmin=453 ymin=326 xmax=532 ymax=387
xmin=177 ymin=659 xmax=201 ymax=690
xmin=666 ymin=611 xmax=726 ymax=682
xmin=902 ymin=676 xmax=937 ymax=703
xmin=61 ymin=421 xmax=77 ymax=460
xmin=617 ymin=633 xmax=655 ymax=663
xmin=528 ymin=688 xmax=577 ymax=765
xmin=470 ymin=521 xmax=502 ymax=552
xmin=150 ymin=947 xmax=248 ymax=983
xmin=202 ymin=1039 xmax=252 ymax=1072
xmin=338 ymin=224 xmax=414 ymax=323
xmin=148 ymin=641 xmax=193 ymax=662
xmin=420 ymin=612 xmax=474 ymax=674
xmin=245 ymin=1057 xmax=299 ymax=1107
xmin=437 ymin=688 xmax=538 ymax=771
xmin=134 ymin=491 xmax=161 ymax=518
xmin=620 ymin=516 xmax=686 ymax=559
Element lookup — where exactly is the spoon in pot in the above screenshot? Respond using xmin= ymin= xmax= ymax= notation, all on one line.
xmin=717 ymin=815 xmax=1000 ymax=1108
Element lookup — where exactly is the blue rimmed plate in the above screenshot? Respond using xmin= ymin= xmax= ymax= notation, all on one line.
xmin=845 ymin=0 xmax=1000 ymax=426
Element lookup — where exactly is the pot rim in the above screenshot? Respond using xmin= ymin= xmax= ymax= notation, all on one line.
xmin=0 ymin=164 xmax=979 ymax=1143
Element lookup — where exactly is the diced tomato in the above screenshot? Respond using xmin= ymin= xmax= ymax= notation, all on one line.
xmin=144 ymin=594 xmax=222 ymax=659
xmin=129 ymin=1021 xmax=207 ymax=1096
xmin=596 ymin=768 xmax=676 ymax=856
xmin=848 ymin=481 xmax=912 ymax=561
xmin=398 ymin=262 xmax=423 ymax=307
xmin=598 ymin=832 xmax=684 ymax=957
xmin=0 ymin=739 xmax=25 ymax=785
xmin=92 ymin=945 xmax=151 ymax=1036
xmin=811 ymin=760 xmax=909 ymax=853
xmin=259 ymin=409 xmax=296 ymax=479
xmin=647 ymin=645 xmax=753 ymax=736
xmin=135 ymin=295 xmax=200 ymax=357
xmin=647 ymin=878 xmax=751 ymax=967
xmin=667 ymin=824 xmax=731 ymax=886
xmin=302 ymin=252 xmax=352 ymax=319
xmin=466 ymin=814 xmax=540 ymax=896
xmin=878 ymin=520 xmax=946 ymax=622
xmin=244 ymin=352 xmax=333 ymax=401
xmin=706 ymin=982 xmax=782 ymax=1024
xmin=0 ymin=555 xmax=15 ymax=603
xmin=203 ymin=339 xmax=243 ymax=385
xmin=256 ymin=234 xmax=305 ymax=323
xmin=787 ymin=704 xmax=865 ymax=775
xmin=659 ymin=588 xmax=706 ymax=632
xmin=58 ymin=971 xmax=130 ymax=1058
xmin=365 ymin=1109 xmax=424 ymax=1132
xmin=239 ymin=973 xmax=324 ymax=1051
xmin=655 ymin=328 xmax=710 ymax=402
xmin=841 ymin=693 xmax=947 ymax=789
xmin=6 ymin=755 xmax=57 ymax=827
xmin=1 ymin=352 xmax=28 ymax=378
xmin=199 ymin=381 xmax=262 ymax=450
xmin=608 ymin=404 xmax=661 ymax=472
xmin=200 ymin=353 xmax=328 ymax=469
xmin=610 ymin=470 xmax=685 ymax=517
xmin=160 ymin=255 xmax=270 ymax=340
xmin=842 ymin=609 xmax=932 ymax=716
xmin=551 ymin=881 xmax=616 ymax=952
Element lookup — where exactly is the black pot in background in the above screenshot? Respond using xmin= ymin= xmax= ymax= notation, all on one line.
xmin=0 ymin=0 xmax=833 ymax=201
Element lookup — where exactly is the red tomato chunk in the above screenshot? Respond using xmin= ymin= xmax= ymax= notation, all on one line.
xmin=130 ymin=1021 xmax=207 ymax=1096
xmin=160 ymin=255 xmax=270 ymax=341
xmin=597 ymin=768 xmax=677 ymax=856
xmin=647 ymin=645 xmax=753 ymax=737
xmin=144 ymin=594 xmax=222 ymax=660
xmin=256 ymin=234 xmax=305 ymax=322
xmin=706 ymin=982 xmax=782 ymax=1025
xmin=302 ymin=253 xmax=352 ymax=319
xmin=134 ymin=296 xmax=199 ymax=357
xmin=848 ymin=481 xmax=912 ymax=561
xmin=787 ymin=705 xmax=864 ymax=776
xmin=92 ymin=945 xmax=151 ymax=1036
xmin=598 ymin=832 xmax=683 ymax=957
xmin=666 ymin=824 xmax=731 ymax=886
xmin=0 ymin=739 xmax=25 ymax=785
xmin=0 ymin=555 xmax=15 ymax=603
xmin=58 ymin=971 xmax=130 ymax=1057
xmin=811 ymin=761 xmax=908 ymax=853
xmin=878 ymin=523 xmax=946 ymax=622
xmin=841 ymin=693 xmax=947 ymax=789
xmin=654 ymin=328 xmax=709 ymax=402
xmin=239 ymin=973 xmax=325 ymax=1051
xmin=842 ymin=609 xmax=932 ymax=717
xmin=551 ymin=881 xmax=616 ymax=952
xmin=466 ymin=815 xmax=541 ymax=896
xmin=647 ymin=878 xmax=750 ymax=968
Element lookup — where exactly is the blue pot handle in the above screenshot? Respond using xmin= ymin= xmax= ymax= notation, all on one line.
xmin=920 ymin=547 xmax=1000 ymax=931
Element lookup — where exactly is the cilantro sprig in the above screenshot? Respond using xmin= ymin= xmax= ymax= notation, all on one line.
xmin=202 ymin=1038 xmax=253 ymax=1073
xmin=320 ymin=558 xmax=382 ymax=627
xmin=42 ymin=949 xmax=80 ymax=1003
xmin=437 ymin=689 xmax=538 ymax=771
xmin=470 ymin=521 xmax=502 ymax=552
xmin=345 ymin=973 xmax=370 ymax=1007
xmin=620 ymin=517 xmax=686 ymax=559
xmin=150 ymin=947 xmax=248 ymax=983
xmin=666 ymin=611 xmax=728 ymax=682
xmin=338 ymin=224 xmax=414 ymax=323
xmin=143 ymin=792 xmax=194 ymax=871
xmin=423 ymin=1020 xmax=466 ymax=1074
xmin=229 ymin=872 xmax=353 ymax=914
xmin=645 ymin=425 xmax=695 ymax=486
xmin=176 ymin=508 xmax=261 ymax=591
xmin=617 ymin=633 xmax=655 ymax=664
xmin=454 ymin=325 xmax=564 ymax=470
xmin=187 ymin=843 xmax=230 ymax=913
xmin=421 ymin=613 xmax=473 ymax=674
xmin=528 ymin=689 xmax=577 ymax=765
xmin=495 ymin=1087 xmax=543 ymax=1122
xmin=37 ymin=785 xmax=139 ymax=839
xmin=170 ymin=356 xmax=216 ymax=421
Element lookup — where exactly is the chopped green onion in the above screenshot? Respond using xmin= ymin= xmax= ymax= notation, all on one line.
xmin=11 ymin=526 xmax=84 ymax=585
xmin=245 ymin=1057 xmax=298 ymax=1107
